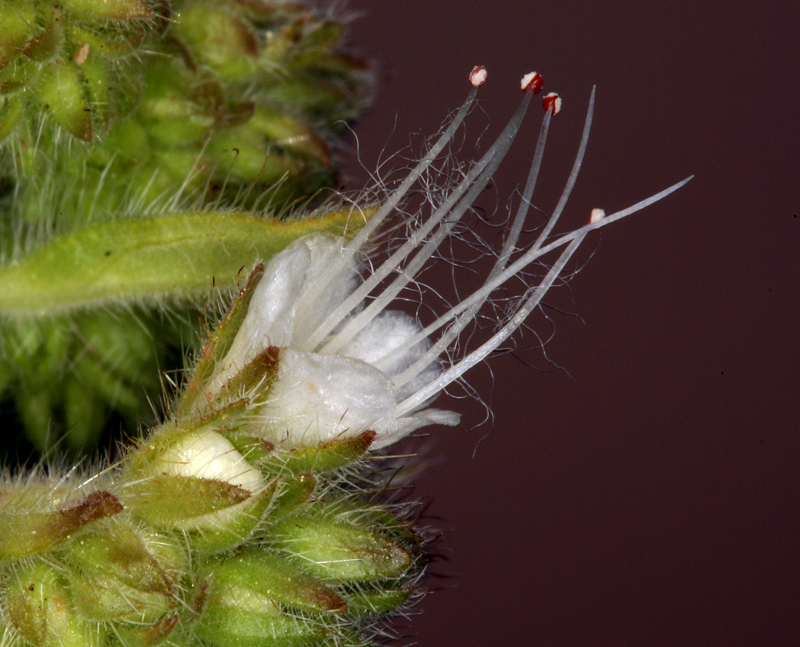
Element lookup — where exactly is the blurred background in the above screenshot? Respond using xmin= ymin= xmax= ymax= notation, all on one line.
xmin=343 ymin=1 xmax=799 ymax=644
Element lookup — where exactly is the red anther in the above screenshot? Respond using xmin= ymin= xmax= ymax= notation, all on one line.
xmin=543 ymin=92 xmax=562 ymax=115
xmin=469 ymin=66 xmax=488 ymax=87
xmin=520 ymin=71 xmax=544 ymax=94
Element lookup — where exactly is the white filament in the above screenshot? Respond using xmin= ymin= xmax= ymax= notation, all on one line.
xmin=233 ymin=75 xmax=691 ymax=449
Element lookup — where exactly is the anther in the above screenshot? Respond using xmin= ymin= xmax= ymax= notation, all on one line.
xmin=590 ymin=208 xmax=606 ymax=224
xmin=521 ymin=71 xmax=544 ymax=94
xmin=469 ymin=66 xmax=488 ymax=87
xmin=543 ymin=92 xmax=562 ymax=115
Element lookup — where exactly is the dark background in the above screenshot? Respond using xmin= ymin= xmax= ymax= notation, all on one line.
xmin=342 ymin=1 xmax=799 ymax=645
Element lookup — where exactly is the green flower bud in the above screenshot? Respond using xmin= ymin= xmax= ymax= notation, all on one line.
xmin=62 ymin=522 xmax=175 ymax=622
xmin=113 ymin=615 xmax=179 ymax=647
xmin=270 ymin=516 xmax=413 ymax=584
xmin=202 ymin=549 xmax=346 ymax=613
xmin=260 ymin=431 xmax=377 ymax=476
xmin=6 ymin=561 xmax=102 ymax=647
xmin=58 ymin=0 xmax=152 ymax=23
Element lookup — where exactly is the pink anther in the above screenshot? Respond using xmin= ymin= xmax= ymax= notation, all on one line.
xmin=469 ymin=66 xmax=488 ymax=87
xmin=520 ymin=72 xmax=544 ymax=94
xmin=542 ymin=92 xmax=562 ymax=115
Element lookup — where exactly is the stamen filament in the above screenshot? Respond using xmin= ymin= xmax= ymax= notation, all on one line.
xmin=298 ymin=92 xmax=534 ymax=352
xmin=381 ymin=175 xmax=692 ymax=379
xmin=293 ymin=83 xmax=482 ymax=333
xmin=394 ymin=233 xmax=588 ymax=417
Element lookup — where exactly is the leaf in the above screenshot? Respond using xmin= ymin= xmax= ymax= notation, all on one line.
xmin=0 ymin=209 xmax=366 ymax=315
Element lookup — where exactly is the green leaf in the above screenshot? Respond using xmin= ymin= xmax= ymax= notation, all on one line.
xmin=0 ymin=210 xmax=361 ymax=315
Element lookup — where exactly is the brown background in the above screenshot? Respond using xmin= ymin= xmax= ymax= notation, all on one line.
xmin=342 ymin=1 xmax=799 ymax=645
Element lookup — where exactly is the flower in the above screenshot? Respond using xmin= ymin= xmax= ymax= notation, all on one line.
xmin=200 ymin=67 xmax=691 ymax=452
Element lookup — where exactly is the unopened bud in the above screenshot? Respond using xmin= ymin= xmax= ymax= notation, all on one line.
xmin=62 ymin=522 xmax=174 ymax=622
xmin=7 ymin=562 xmax=103 ymax=647
xmin=271 ymin=516 xmax=413 ymax=582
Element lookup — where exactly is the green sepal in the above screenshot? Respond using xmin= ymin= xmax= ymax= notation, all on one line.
xmin=202 ymin=548 xmax=346 ymax=613
xmin=263 ymin=431 xmax=376 ymax=475
xmin=123 ymin=475 xmax=251 ymax=529
xmin=66 ymin=568 xmax=173 ymax=623
xmin=345 ymin=588 xmax=411 ymax=617
xmin=213 ymin=346 xmax=281 ymax=407
xmin=0 ymin=491 xmax=122 ymax=558
xmin=188 ymin=478 xmax=278 ymax=553
xmin=61 ymin=521 xmax=173 ymax=596
xmin=0 ymin=54 xmax=39 ymax=94
xmin=0 ymin=210 xmax=356 ymax=315
xmin=270 ymin=516 xmax=413 ymax=583
xmin=114 ymin=615 xmax=179 ymax=647
xmin=68 ymin=23 xmax=142 ymax=58
xmin=312 ymin=498 xmax=419 ymax=547
xmin=0 ymin=5 xmax=41 ymax=69
xmin=173 ymin=4 xmax=259 ymax=73
xmin=180 ymin=265 xmax=265 ymax=415
xmin=18 ymin=8 xmax=64 ymax=64
xmin=0 ymin=93 xmax=23 ymax=139
xmin=35 ymin=63 xmax=92 ymax=141
xmin=270 ymin=474 xmax=317 ymax=519
xmin=195 ymin=602 xmax=327 ymax=647
xmin=59 ymin=0 xmax=152 ymax=22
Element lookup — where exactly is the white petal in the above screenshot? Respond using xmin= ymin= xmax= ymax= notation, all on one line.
xmin=293 ymin=234 xmax=362 ymax=344
xmin=258 ymin=349 xmax=397 ymax=448
xmin=155 ymin=430 xmax=264 ymax=492
xmin=340 ymin=310 xmax=441 ymax=401
xmin=209 ymin=234 xmax=360 ymax=395
xmin=369 ymin=408 xmax=460 ymax=450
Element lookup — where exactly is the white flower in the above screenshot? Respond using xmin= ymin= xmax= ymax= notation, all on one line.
xmin=207 ymin=68 xmax=691 ymax=452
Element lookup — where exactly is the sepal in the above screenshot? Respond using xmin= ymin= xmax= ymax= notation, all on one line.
xmin=270 ymin=516 xmax=413 ymax=583
xmin=6 ymin=562 xmax=104 ymax=647
xmin=0 ymin=491 xmax=122 ymax=559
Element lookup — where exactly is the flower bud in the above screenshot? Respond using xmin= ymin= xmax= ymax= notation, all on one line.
xmin=6 ymin=562 xmax=103 ymax=647
xmin=195 ymin=550 xmax=345 ymax=647
xmin=61 ymin=521 xmax=175 ymax=622
xmin=270 ymin=516 xmax=413 ymax=583
xmin=114 ymin=615 xmax=179 ymax=647
xmin=58 ymin=0 xmax=152 ymax=22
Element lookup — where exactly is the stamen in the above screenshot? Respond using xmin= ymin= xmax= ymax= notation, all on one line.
xmin=390 ymin=87 xmax=595 ymax=389
xmin=293 ymin=68 xmax=486 ymax=333
xmin=320 ymin=90 xmax=538 ymax=357
xmin=395 ymin=232 xmax=588 ymax=417
xmin=590 ymin=208 xmax=606 ymax=224
xmin=299 ymin=88 xmax=535 ymax=353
